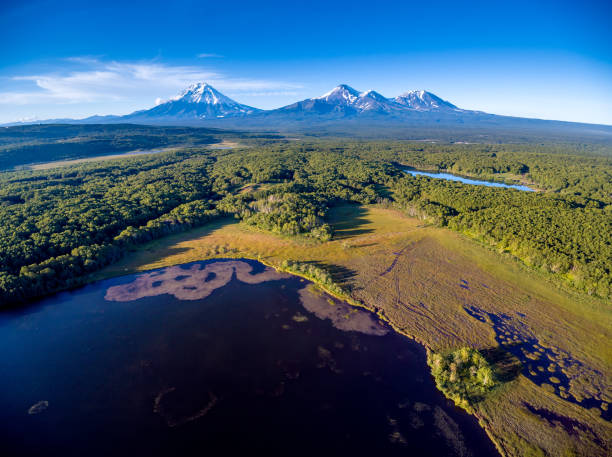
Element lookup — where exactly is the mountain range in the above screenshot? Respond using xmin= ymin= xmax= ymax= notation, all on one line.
xmin=4 ymin=83 xmax=612 ymax=141
xmin=73 ymin=82 xmax=467 ymax=124
xmin=262 ymin=84 xmax=461 ymax=118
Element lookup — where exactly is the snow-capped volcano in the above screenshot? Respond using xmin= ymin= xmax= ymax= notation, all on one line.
xmin=123 ymin=83 xmax=260 ymax=121
xmin=272 ymin=84 xmax=406 ymax=116
xmin=393 ymin=90 xmax=459 ymax=111
xmin=172 ymin=83 xmax=238 ymax=106
xmin=353 ymin=89 xmax=397 ymax=112
xmin=267 ymin=85 xmax=460 ymax=118
xmin=316 ymin=84 xmax=362 ymax=104
xmin=11 ymin=83 xmax=480 ymax=127
xmin=315 ymin=85 xmax=396 ymax=112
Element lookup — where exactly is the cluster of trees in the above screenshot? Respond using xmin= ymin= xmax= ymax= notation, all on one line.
xmin=219 ymin=189 xmax=333 ymax=240
xmin=0 ymin=138 xmax=610 ymax=305
xmin=427 ymin=348 xmax=496 ymax=412
xmin=212 ymin=146 xmax=393 ymax=240
xmin=280 ymin=260 xmax=346 ymax=297
xmin=114 ymin=200 xmax=220 ymax=246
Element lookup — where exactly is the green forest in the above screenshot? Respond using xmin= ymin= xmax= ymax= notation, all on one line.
xmin=0 ymin=124 xmax=286 ymax=170
xmin=0 ymin=138 xmax=610 ymax=305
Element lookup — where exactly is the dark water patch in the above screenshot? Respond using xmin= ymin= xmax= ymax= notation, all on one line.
xmin=464 ymin=305 xmax=609 ymax=421
xmin=523 ymin=403 xmax=603 ymax=446
xmin=204 ymin=271 xmax=216 ymax=282
xmin=0 ymin=259 xmax=499 ymax=456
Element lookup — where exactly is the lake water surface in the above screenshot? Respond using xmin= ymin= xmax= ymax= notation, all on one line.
xmin=0 ymin=259 xmax=499 ymax=456
xmin=404 ymin=169 xmax=534 ymax=191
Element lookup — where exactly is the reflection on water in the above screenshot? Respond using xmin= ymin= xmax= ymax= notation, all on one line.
xmin=404 ymin=169 xmax=534 ymax=191
xmin=0 ymin=259 xmax=499 ymax=457
xmin=105 ymin=260 xmax=289 ymax=301
xmin=298 ymin=286 xmax=388 ymax=336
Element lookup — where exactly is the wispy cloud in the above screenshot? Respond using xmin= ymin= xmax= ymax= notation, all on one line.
xmin=227 ymin=90 xmax=301 ymax=97
xmin=0 ymin=58 xmax=302 ymax=108
xmin=197 ymin=53 xmax=222 ymax=58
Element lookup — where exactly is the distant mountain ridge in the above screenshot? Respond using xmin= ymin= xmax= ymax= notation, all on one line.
xmin=122 ymin=83 xmax=260 ymax=121
xmin=3 ymin=83 xmax=612 ymax=142
xmin=264 ymin=84 xmax=461 ymax=117
xmin=393 ymin=90 xmax=460 ymax=111
xmin=4 ymin=83 xmax=470 ymax=126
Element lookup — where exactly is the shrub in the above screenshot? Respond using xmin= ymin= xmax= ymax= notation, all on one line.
xmin=427 ymin=347 xmax=496 ymax=412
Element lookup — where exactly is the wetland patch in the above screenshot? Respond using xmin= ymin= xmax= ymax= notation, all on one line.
xmin=0 ymin=259 xmax=499 ymax=456
xmin=464 ymin=305 xmax=609 ymax=420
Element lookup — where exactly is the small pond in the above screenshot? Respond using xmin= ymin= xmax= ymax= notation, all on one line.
xmin=0 ymin=259 xmax=499 ymax=456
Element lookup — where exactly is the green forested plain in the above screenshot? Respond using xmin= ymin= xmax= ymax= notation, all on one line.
xmin=0 ymin=123 xmax=286 ymax=170
xmin=0 ymin=139 xmax=610 ymax=305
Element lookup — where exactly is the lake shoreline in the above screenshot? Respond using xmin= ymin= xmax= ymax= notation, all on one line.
xmin=75 ymin=254 xmax=511 ymax=455
xmin=401 ymin=165 xmax=538 ymax=191
xmin=0 ymin=257 xmax=501 ymax=456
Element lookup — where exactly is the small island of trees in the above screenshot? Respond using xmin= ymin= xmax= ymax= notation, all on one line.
xmin=427 ymin=347 xmax=497 ymax=412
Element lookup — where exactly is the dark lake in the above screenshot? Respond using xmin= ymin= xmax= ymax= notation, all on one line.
xmin=0 ymin=259 xmax=499 ymax=456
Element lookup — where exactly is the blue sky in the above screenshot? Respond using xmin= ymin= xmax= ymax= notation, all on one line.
xmin=1 ymin=0 xmax=610 ymax=124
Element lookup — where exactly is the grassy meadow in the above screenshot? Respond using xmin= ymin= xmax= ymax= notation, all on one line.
xmin=97 ymin=204 xmax=611 ymax=457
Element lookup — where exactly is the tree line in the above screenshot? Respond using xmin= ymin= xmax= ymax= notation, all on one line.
xmin=0 ymin=139 xmax=610 ymax=305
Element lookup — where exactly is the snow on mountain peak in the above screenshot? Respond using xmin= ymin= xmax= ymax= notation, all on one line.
xmin=305 ymin=85 xmax=459 ymax=113
xmin=123 ymin=83 xmax=461 ymax=122
xmin=317 ymin=84 xmax=361 ymax=104
xmin=359 ymin=89 xmax=387 ymax=100
xmin=137 ymin=83 xmax=260 ymax=119
xmin=173 ymin=82 xmax=233 ymax=105
xmin=394 ymin=90 xmax=458 ymax=111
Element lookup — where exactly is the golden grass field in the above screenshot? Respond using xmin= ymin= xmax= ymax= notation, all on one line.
xmin=98 ymin=204 xmax=611 ymax=457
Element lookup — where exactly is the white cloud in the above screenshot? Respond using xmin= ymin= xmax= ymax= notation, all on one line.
xmin=197 ymin=53 xmax=222 ymax=58
xmin=0 ymin=58 xmax=302 ymax=108
xmin=227 ymin=91 xmax=301 ymax=97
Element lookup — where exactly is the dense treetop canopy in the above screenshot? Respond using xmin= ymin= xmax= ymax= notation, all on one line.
xmin=0 ymin=139 xmax=610 ymax=305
